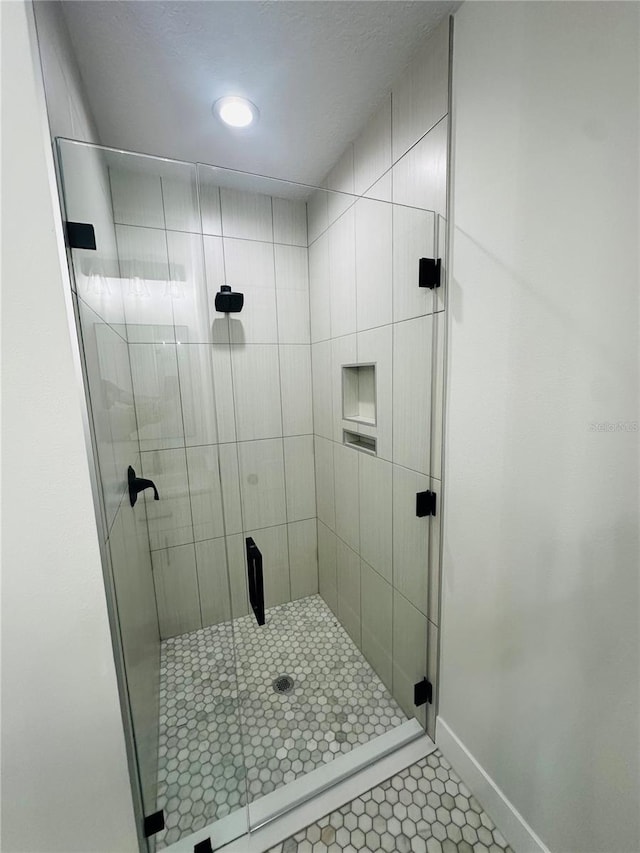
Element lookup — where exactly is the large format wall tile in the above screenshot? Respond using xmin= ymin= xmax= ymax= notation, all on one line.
xmin=274 ymin=244 xmax=310 ymax=344
xmin=202 ymin=235 xmax=227 ymax=342
xmin=311 ymin=340 xmax=332 ymax=440
xmin=392 ymin=119 xmax=448 ymax=216
xmin=231 ymin=344 xmax=282 ymax=441
xmin=110 ymin=167 xmax=164 ymax=229
xmin=176 ymin=344 xmax=218 ymax=447
xmin=246 ymin=524 xmax=290 ymax=608
xmin=358 ymin=453 xmax=392 ymax=582
xmin=238 ymin=439 xmax=286 ymax=530
xmin=280 ymin=345 xmax=313 ymax=436
xmin=167 ymin=230 xmax=210 ymax=344
xmin=354 ymin=95 xmax=392 ymax=196
xmin=329 ymin=207 xmax=356 ymax=338
xmin=141 ymin=448 xmax=193 ymax=550
xmin=392 ymin=315 xmax=433 ymax=475
xmin=272 ymin=197 xmax=307 ymax=247
xmin=220 ymin=187 xmax=273 ymax=241
xmin=284 ymin=435 xmax=316 ymax=522
xmin=307 ymin=186 xmax=328 ymax=245
xmin=194 ymin=536 xmax=232 ymax=627
xmin=336 ymin=538 xmax=361 ymax=647
xmin=309 ymin=232 xmax=330 ymax=342
xmin=314 ymin=436 xmax=335 ymax=531
xmin=161 ymin=168 xmax=200 ymax=233
xmin=331 ymin=334 xmax=357 ymax=442
xmin=392 ymin=206 xmax=436 ymax=323
xmin=185 ymin=444 xmax=225 ymax=542
xmin=355 ymin=190 xmax=393 ymax=332
xmin=392 ymin=464 xmax=430 ymax=617
xmin=333 ymin=443 xmax=360 ymax=553
xmin=391 ymin=15 xmax=449 ymax=162
xmin=357 ymin=324 xmax=392 ymax=460
xmin=223 ymin=238 xmax=277 ymax=344
xmin=152 ymin=543 xmax=202 ymax=639
xmin=288 ymin=518 xmax=318 ymax=600
xmin=361 ymin=559 xmax=393 ymax=689
xmin=199 ymin=180 xmax=222 ymax=237
xmin=317 ymin=520 xmax=338 ymax=616
xmin=130 ymin=343 xmax=184 ymax=451
xmin=326 ymin=146 xmax=354 ymax=225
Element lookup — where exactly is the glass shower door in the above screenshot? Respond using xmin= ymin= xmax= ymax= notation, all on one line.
xmin=57 ymin=140 xmax=249 ymax=851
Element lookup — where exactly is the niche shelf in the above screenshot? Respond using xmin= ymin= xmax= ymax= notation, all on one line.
xmin=342 ymin=363 xmax=376 ymax=426
xmin=343 ymin=429 xmax=377 ymax=455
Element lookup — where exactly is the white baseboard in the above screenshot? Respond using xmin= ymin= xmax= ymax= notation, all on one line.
xmin=436 ymin=718 xmax=551 ymax=853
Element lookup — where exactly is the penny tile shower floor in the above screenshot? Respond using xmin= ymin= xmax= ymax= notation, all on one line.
xmin=265 ymin=750 xmax=514 ymax=853
xmin=155 ymin=594 xmax=406 ymax=848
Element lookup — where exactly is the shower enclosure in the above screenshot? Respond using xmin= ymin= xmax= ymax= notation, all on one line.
xmin=57 ymin=138 xmax=444 ymax=852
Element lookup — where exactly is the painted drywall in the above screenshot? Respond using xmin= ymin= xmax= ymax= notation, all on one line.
xmin=311 ymin=16 xmax=450 ymax=738
xmin=441 ymin=3 xmax=639 ymax=852
xmin=0 ymin=2 xmax=139 ymax=851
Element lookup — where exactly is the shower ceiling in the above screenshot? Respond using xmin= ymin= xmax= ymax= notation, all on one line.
xmin=59 ymin=0 xmax=457 ymax=188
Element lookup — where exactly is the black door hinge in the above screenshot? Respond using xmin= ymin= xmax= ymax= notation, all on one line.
xmin=66 ymin=221 xmax=96 ymax=250
xmin=143 ymin=810 xmax=165 ymax=838
xmin=416 ymin=490 xmax=437 ymax=517
xmin=414 ymin=678 xmax=433 ymax=707
xmin=194 ymin=839 xmax=213 ymax=853
xmin=419 ymin=257 xmax=441 ymax=289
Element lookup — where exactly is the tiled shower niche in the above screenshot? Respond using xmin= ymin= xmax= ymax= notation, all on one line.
xmin=342 ymin=363 xmax=376 ymax=425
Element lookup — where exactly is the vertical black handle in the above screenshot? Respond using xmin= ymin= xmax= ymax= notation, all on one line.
xmin=246 ymin=537 xmax=265 ymax=626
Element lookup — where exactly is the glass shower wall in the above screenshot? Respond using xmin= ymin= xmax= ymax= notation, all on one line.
xmin=57 ymin=140 xmax=442 ymax=851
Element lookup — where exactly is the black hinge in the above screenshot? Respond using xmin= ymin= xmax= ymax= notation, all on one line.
xmin=416 ymin=490 xmax=437 ymax=517
xmin=143 ymin=810 xmax=165 ymax=838
xmin=414 ymin=678 xmax=433 ymax=707
xmin=419 ymin=257 xmax=441 ymax=289
xmin=194 ymin=839 xmax=213 ymax=853
xmin=66 ymin=221 xmax=96 ymax=250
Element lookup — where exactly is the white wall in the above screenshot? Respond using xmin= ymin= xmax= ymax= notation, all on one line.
xmin=440 ymin=3 xmax=639 ymax=852
xmin=0 ymin=2 xmax=139 ymax=851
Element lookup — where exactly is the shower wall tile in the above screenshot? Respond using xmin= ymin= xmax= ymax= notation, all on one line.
xmin=361 ymin=559 xmax=393 ymax=690
xmin=392 ymin=315 xmax=433 ymax=475
xmin=326 ymin=147 xmax=355 ymax=225
xmin=336 ymin=538 xmax=361 ymax=647
xmin=194 ymin=536 xmax=232 ymax=628
xmin=198 ymin=179 xmax=222 ymax=236
xmin=185 ymin=445 xmax=225 ymax=542
xmin=317 ymin=521 xmax=338 ymax=616
xmin=331 ymin=333 xmax=357 ymax=442
xmin=223 ymin=238 xmax=277 ymax=344
xmin=176 ymin=344 xmax=218 ymax=447
xmin=167 ymin=230 xmax=210 ymax=344
xmin=333 ymin=443 xmax=360 ymax=553
xmin=246 ymin=524 xmax=290 ymax=608
xmin=274 ymin=244 xmax=310 ymax=344
xmin=314 ymin=436 xmax=335 ymax=531
xmin=355 ymin=189 xmax=393 ymax=332
xmin=231 ymin=344 xmax=282 ymax=441
xmin=392 ymin=206 xmax=436 ymax=323
xmin=220 ymin=187 xmax=273 ymax=242
xmin=432 ymin=311 xmax=445 ymax=480
xmin=218 ymin=443 xmax=243 ymax=535
xmin=129 ymin=343 xmax=184 ymax=451
xmin=279 ymin=345 xmax=313 ymax=436
xmin=210 ymin=345 xmax=236 ymax=444
xmin=357 ymin=324 xmax=392 ymax=460
xmin=238 ymin=438 xmax=286 ymax=530
xmin=328 ymin=207 xmax=356 ymax=338
xmin=311 ymin=340 xmax=332 ymax=440
xmin=392 ymin=464 xmax=430 ymax=617
xmin=161 ymin=170 xmax=199 ymax=233
xmin=272 ymin=197 xmax=307 ymax=247
xmin=391 ymin=15 xmax=449 ymax=162
xmin=284 ymin=435 xmax=316 ymax=522
xmin=358 ymin=453 xmax=392 ymax=582
xmin=152 ymin=543 xmax=202 ymax=639
xmin=288 ymin=519 xmax=319 ymax=600
xmin=110 ymin=167 xmax=164 ymax=229
xmin=392 ymin=119 xmax=448 ymax=216
xmin=308 ymin=232 xmax=330 ymax=342
xmin=354 ymin=95 xmax=392 ymax=196
xmin=116 ymin=225 xmax=174 ymax=341
xmin=392 ymin=590 xmax=428 ymax=727
xmin=225 ymin=533 xmax=249 ymax=618
xmin=141 ymin=448 xmax=193 ymax=550
xmin=307 ymin=185 xmax=329 ymax=245
xmin=202 ymin=236 xmax=228 ymax=342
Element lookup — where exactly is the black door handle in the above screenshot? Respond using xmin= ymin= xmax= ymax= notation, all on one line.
xmin=128 ymin=465 xmax=159 ymax=507
xmin=246 ymin=537 xmax=265 ymax=626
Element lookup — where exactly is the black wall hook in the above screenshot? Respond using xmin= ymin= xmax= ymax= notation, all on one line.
xmin=128 ymin=465 xmax=159 ymax=507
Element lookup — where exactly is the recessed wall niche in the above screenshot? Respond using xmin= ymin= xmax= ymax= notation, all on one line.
xmin=342 ymin=363 xmax=376 ymax=426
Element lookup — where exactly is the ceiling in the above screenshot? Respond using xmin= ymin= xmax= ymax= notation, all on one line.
xmin=60 ymin=1 xmax=457 ymax=187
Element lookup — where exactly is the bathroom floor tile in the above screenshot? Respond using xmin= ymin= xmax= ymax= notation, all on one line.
xmin=155 ymin=594 xmax=406 ymax=848
xmin=264 ymin=749 xmax=515 ymax=853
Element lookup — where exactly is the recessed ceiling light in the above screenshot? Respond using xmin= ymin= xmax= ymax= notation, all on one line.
xmin=213 ymin=96 xmax=259 ymax=129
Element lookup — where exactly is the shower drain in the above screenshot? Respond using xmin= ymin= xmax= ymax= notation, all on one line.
xmin=272 ymin=674 xmax=294 ymax=694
